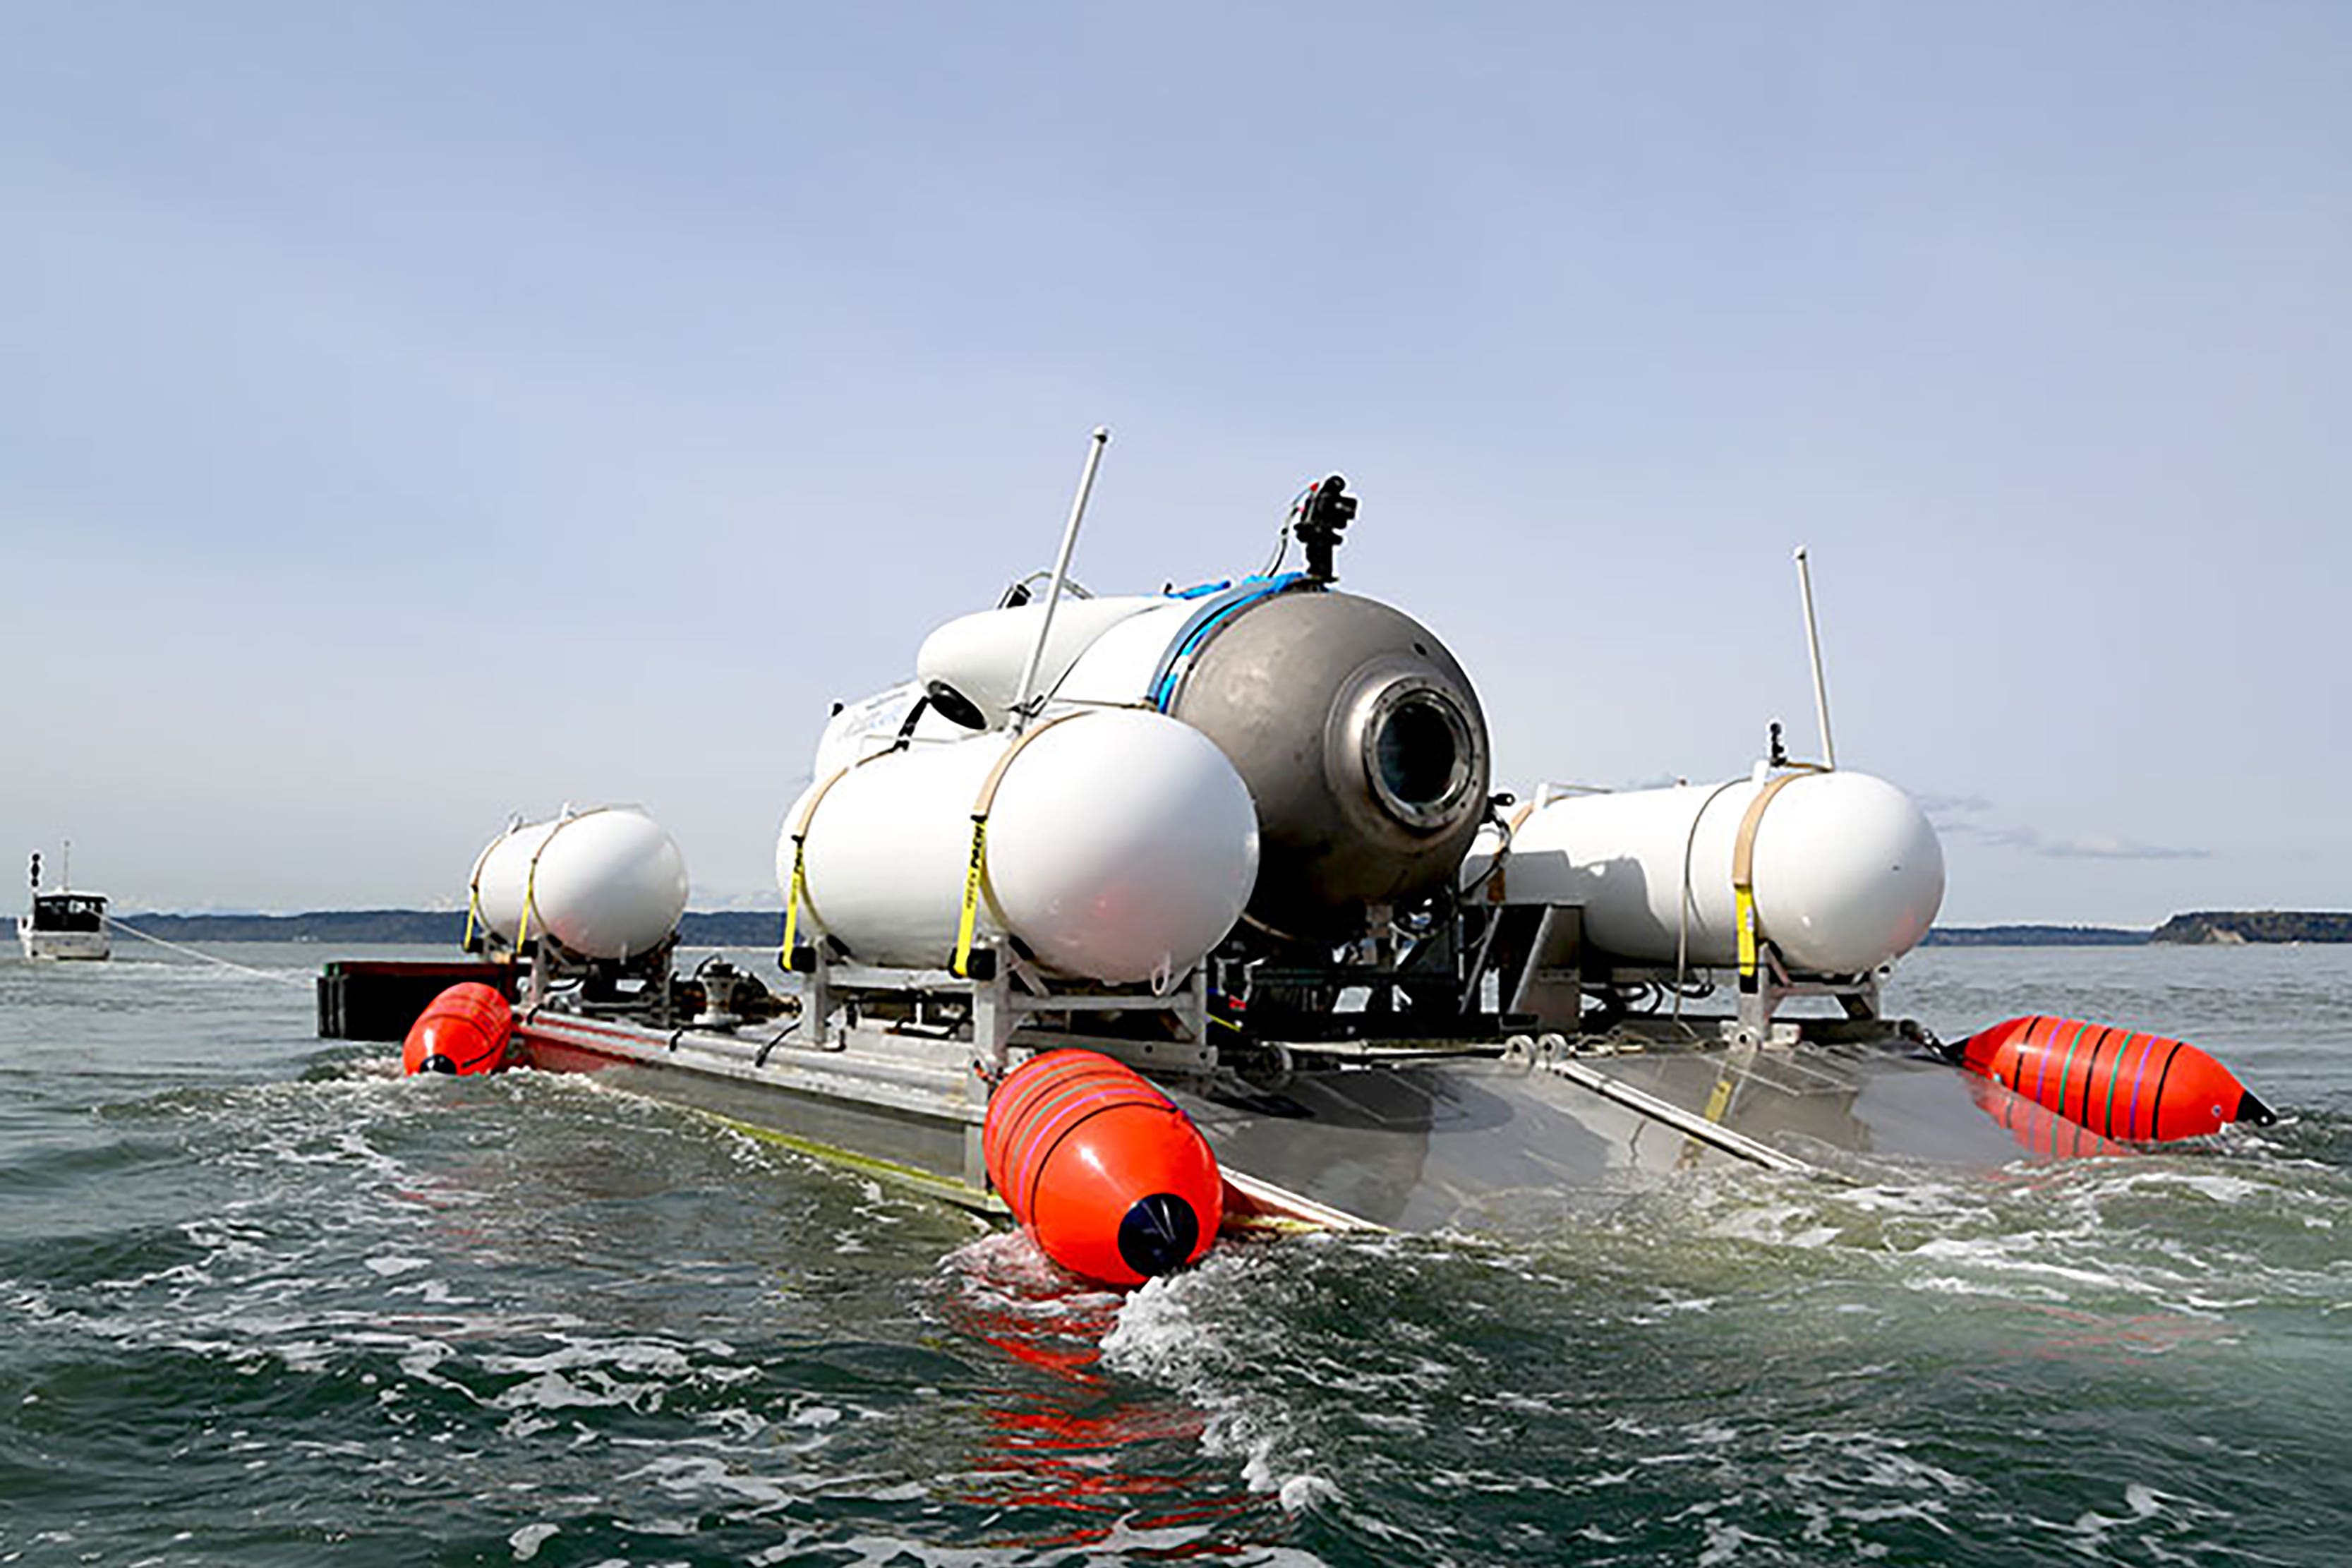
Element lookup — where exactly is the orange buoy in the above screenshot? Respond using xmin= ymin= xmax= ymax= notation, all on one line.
xmin=982 ymin=1049 xmax=1223 ymax=1288
xmin=1953 ymin=1015 xmax=2273 ymax=1142
xmin=402 ymin=982 xmax=514 ymax=1077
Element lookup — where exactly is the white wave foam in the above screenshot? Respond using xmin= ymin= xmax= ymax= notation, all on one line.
xmin=508 ymin=1522 xmax=559 ymax=1561
xmin=1100 ymin=1253 xmax=1338 ymax=1512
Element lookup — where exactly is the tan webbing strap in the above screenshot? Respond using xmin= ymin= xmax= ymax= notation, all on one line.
xmin=953 ymin=712 xmax=1087 ymax=977
xmin=1486 ymin=797 xmax=1544 ymax=903
xmin=779 ymin=764 xmax=865 ymax=965
xmin=1730 ymin=773 xmax=1811 ymax=984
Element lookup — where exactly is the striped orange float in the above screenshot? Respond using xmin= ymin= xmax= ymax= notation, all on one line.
xmin=402 ymin=982 xmax=514 ymax=1077
xmin=982 ymin=1049 xmax=1223 ymax=1287
xmin=1954 ymin=1015 xmax=2272 ymax=1142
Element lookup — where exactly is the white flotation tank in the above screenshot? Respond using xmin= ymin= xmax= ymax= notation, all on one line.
xmin=915 ymin=596 xmax=1164 ymax=729
xmin=1480 ymin=768 xmax=1943 ymax=977
xmin=471 ymin=805 xmax=689 ymax=961
xmin=778 ymin=708 xmax=1258 ymax=984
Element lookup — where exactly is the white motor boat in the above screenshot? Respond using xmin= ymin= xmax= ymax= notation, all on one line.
xmin=20 ymin=849 xmax=110 ymax=961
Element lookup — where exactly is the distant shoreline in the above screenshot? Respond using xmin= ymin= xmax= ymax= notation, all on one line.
xmin=97 ymin=909 xmax=2352 ymax=947
xmin=1919 ymin=925 xmax=2151 ymax=947
xmin=1936 ymin=912 xmax=2352 ymax=946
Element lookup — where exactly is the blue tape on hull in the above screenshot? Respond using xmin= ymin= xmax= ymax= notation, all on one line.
xmin=1149 ymin=572 xmax=1311 ymax=712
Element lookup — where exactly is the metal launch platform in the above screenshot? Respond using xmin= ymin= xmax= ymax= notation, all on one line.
xmin=471 ymin=949 xmax=2052 ymax=1241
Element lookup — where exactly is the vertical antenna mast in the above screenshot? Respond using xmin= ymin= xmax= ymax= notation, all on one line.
xmin=1793 ymin=547 xmax=1837 ymax=769
xmin=1008 ymin=426 xmax=1111 ymax=734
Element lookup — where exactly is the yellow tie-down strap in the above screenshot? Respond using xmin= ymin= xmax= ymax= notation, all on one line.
xmin=1729 ymin=771 xmax=1814 ymax=984
xmin=518 ymin=810 xmax=599 ymax=958
xmin=778 ymin=762 xmax=869 ymax=967
xmin=952 ymin=712 xmax=1085 ymax=978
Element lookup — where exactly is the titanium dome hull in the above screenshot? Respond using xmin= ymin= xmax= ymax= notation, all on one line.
xmin=1160 ymin=590 xmax=1490 ymax=944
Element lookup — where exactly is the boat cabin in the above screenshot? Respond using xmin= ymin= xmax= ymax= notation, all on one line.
xmin=27 ymin=892 xmax=107 ymax=933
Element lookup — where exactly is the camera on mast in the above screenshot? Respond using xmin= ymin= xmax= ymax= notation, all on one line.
xmin=1293 ymin=475 xmax=1356 ymax=583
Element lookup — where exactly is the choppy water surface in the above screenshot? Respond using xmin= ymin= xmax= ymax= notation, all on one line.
xmin=3 ymin=943 xmax=2347 ymax=1565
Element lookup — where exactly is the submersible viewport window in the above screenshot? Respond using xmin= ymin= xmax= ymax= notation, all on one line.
xmin=1363 ymin=684 xmax=1476 ymax=831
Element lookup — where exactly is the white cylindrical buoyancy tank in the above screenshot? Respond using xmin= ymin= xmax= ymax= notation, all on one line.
xmin=778 ymin=708 xmax=1259 ymax=984
xmin=1048 ymin=600 xmax=1198 ymax=705
xmin=1487 ymin=770 xmax=1944 ymax=976
xmin=915 ymin=596 xmax=1164 ymax=728
xmin=471 ymin=806 xmax=690 ymax=961
xmin=815 ymin=601 xmax=1193 ymax=781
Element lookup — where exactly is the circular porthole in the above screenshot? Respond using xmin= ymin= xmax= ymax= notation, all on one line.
xmin=1361 ymin=680 xmax=1477 ymax=831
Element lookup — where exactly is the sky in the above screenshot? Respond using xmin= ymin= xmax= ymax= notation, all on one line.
xmin=4 ymin=1 xmax=2346 ymax=925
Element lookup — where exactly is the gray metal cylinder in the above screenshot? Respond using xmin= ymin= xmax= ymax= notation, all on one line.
xmin=1164 ymin=589 xmax=1490 ymax=943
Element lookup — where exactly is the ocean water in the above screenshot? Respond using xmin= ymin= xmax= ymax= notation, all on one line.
xmin=3 ymin=941 xmax=2347 ymax=1567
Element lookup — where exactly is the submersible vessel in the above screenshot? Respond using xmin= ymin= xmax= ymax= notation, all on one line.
xmin=334 ymin=438 xmax=2270 ymax=1284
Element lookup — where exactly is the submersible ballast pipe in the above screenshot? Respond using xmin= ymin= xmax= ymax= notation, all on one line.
xmin=1008 ymin=426 xmax=1111 ymax=735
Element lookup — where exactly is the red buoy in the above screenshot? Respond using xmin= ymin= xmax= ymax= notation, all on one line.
xmin=982 ymin=1049 xmax=1223 ymax=1288
xmin=402 ymin=982 xmax=514 ymax=1077
xmin=1953 ymin=1015 xmax=2272 ymax=1142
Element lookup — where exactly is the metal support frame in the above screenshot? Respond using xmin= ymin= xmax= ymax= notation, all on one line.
xmin=1502 ymin=904 xmax=1584 ymax=1030
xmin=1724 ymin=942 xmax=1881 ymax=1047
xmin=522 ymin=934 xmax=677 ymax=1020
xmin=795 ymin=943 xmax=1219 ymax=1084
